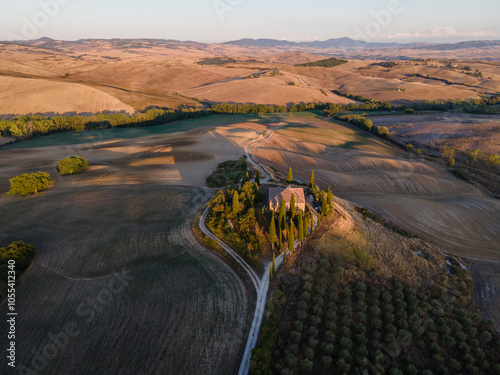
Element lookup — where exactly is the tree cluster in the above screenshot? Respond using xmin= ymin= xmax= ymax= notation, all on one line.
xmin=0 ymin=241 xmax=36 ymax=281
xmin=206 ymin=181 xmax=264 ymax=265
xmin=206 ymin=158 xmax=248 ymax=187
xmin=8 ymin=172 xmax=52 ymax=196
xmin=297 ymin=58 xmax=348 ymax=68
xmin=196 ymin=57 xmax=237 ymax=65
xmin=441 ymin=145 xmax=499 ymax=170
xmin=57 ymin=156 xmax=89 ymax=175
xmin=378 ymin=61 xmax=399 ymax=68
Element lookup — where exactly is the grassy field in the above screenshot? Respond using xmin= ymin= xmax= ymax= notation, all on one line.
xmin=0 ymin=185 xmax=248 ymax=374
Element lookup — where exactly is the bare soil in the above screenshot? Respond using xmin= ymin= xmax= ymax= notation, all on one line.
xmin=370 ymin=113 xmax=500 ymax=155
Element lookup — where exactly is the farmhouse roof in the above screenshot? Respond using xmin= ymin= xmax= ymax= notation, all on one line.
xmin=268 ymin=186 xmax=305 ymax=207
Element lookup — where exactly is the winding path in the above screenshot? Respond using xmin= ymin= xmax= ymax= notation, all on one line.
xmin=200 ymin=127 xmax=319 ymax=375
xmin=295 ymin=74 xmax=310 ymax=87
xmin=200 ymin=129 xmax=286 ymax=375
xmin=199 ymin=209 xmax=283 ymax=375
xmin=244 ymin=131 xmax=273 ymax=184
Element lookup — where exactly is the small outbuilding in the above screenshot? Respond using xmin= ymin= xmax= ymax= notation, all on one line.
xmin=268 ymin=186 xmax=306 ymax=211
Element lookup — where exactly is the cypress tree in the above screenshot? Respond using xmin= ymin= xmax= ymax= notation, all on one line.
xmin=309 ymin=170 xmax=315 ymax=188
xmin=255 ymin=170 xmax=260 ymax=185
xmin=232 ymin=191 xmax=240 ymax=216
xmin=272 ymin=253 xmax=276 ymax=274
xmin=321 ymin=193 xmax=328 ymax=216
xmin=303 ymin=215 xmax=308 ymax=237
xmin=311 ymin=217 xmax=314 ymax=234
xmin=269 ymin=214 xmax=277 ymax=249
xmin=290 ymin=193 xmax=296 ymax=218
xmin=288 ymin=221 xmax=295 ymax=252
xmin=298 ymin=211 xmax=304 ymax=242
xmin=269 ymin=266 xmax=273 ymax=281
xmin=327 ymin=186 xmax=334 ymax=206
xmin=286 ymin=167 xmax=293 ymax=183
xmin=279 ymin=197 xmax=287 ymax=229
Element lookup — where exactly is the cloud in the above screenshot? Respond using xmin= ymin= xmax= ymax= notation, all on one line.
xmin=386 ymin=27 xmax=499 ymax=40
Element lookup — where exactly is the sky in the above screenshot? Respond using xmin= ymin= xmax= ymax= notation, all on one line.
xmin=1 ymin=0 xmax=499 ymax=43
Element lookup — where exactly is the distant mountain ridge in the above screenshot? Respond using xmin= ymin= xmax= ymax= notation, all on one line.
xmin=3 ymin=36 xmax=500 ymax=53
xmin=222 ymin=37 xmax=500 ymax=50
xmin=222 ymin=37 xmax=398 ymax=48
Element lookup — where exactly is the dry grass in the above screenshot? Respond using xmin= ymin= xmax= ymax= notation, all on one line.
xmin=0 ymin=76 xmax=135 ymax=115
xmin=1 ymin=42 xmax=498 ymax=115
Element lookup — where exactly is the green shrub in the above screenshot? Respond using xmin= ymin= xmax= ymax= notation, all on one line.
xmin=0 ymin=241 xmax=36 ymax=281
xmin=8 ymin=172 xmax=52 ymax=196
xmin=57 ymin=156 xmax=89 ymax=175
xmin=206 ymin=159 xmax=247 ymax=187
xmin=379 ymin=61 xmax=399 ymax=68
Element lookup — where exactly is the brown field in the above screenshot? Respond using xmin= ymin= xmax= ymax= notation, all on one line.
xmin=1 ymin=108 xmax=500 ymax=366
xmin=0 ymin=115 xmax=264 ymax=193
xmin=0 ymin=75 xmax=135 ymax=115
xmin=252 ymin=112 xmax=500 ymax=261
xmin=0 ymin=186 xmax=248 ymax=375
xmin=0 ymin=40 xmax=498 ymax=115
xmin=370 ymin=113 xmax=500 ymax=155
xmin=0 ymin=116 xmax=273 ymax=374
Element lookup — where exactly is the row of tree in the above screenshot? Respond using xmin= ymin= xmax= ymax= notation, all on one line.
xmin=252 ymin=253 xmax=500 ymax=375
xmin=441 ymin=145 xmax=500 ymax=170
xmin=2 ymin=92 xmax=499 ymax=142
xmin=335 ymin=114 xmax=391 ymax=139
xmin=0 ymin=108 xmax=208 ymax=140
xmin=332 ymin=89 xmax=500 ymax=114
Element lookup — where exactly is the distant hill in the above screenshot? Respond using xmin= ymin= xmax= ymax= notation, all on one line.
xmin=4 ymin=37 xmax=500 ymax=53
xmin=223 ymin=37 xmax=398 ymax=49
xmin=410 ymin=40 xmax=500 ymax=51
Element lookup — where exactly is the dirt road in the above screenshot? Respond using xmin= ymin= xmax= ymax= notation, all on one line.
xmin=199 ymin=130 xmax=290 ymax=375
xmin=199 ymin=207 xmax=284 ymax=375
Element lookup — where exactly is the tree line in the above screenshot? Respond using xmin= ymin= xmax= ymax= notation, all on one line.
xmin=332 ymin=89 xmax=500 ymax=114
xmin=1 ymin=92 xmax=499 ymax=142
xmin=0 ymin=108 xmax=209 ymax=140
